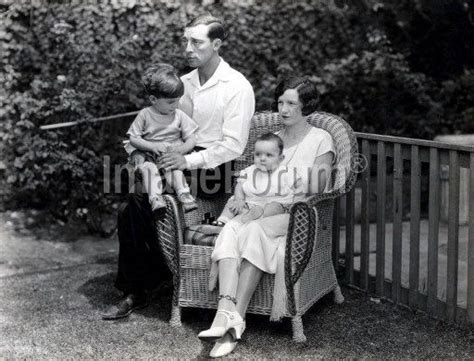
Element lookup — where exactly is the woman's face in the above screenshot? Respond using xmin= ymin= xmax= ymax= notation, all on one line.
xmin=277 ymin=88 xmax=305 ymax=127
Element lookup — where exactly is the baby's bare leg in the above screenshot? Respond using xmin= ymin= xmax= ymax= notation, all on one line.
xmin=261 ymin=202 xmax=286 ymax=218
xmin=240 ymin=204 xmax=264 ymax=224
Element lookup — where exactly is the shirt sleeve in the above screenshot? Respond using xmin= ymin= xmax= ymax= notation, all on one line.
xmin=126 ymin=110 xmax=146 ymax=138
xmin=316 ymin=130 xmax=336 ymax=161
xmin=177 ymin=110 xmax=198 ymax=141
xmin=184 ymin=82 xmax=255 ymax=169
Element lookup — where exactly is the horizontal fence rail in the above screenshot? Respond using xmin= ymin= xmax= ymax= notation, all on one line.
xmin=335 ymin=132 xmax=474 ymax=325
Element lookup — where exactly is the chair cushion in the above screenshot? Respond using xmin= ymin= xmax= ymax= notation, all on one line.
xmin=184 ymin=224 xmax=223 ymax=246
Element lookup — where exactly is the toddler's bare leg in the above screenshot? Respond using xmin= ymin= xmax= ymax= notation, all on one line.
xmin=166 ymin=170 xmax=197 ymax=212
xmin=164 ymin=170 xmax=187 ymax=193
xmin=261 ymin=202 xmax=286 ymax=218
xmin=137 ymin=162 xmax=163 ymax=199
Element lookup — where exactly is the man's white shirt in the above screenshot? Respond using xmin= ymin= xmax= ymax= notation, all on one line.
xmin=179 ymin=58 xmax=255 ymax=169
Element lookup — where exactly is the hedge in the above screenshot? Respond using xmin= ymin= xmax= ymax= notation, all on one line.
xmin=0 ymin=0 xmax=471 ymax=228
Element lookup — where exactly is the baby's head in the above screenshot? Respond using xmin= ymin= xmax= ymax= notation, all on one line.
xmin=253 ymin=133 xmax=285 ymax=172
xmin=142 ymin=63 xmax=184 ymax=115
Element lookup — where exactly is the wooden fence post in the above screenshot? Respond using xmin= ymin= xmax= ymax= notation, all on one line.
xmin=468 ymin=154 xmax=474 ymax=322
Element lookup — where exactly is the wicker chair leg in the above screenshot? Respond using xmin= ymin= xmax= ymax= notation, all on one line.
xmin=169 ymin=304 xmax=182 ymax=327
xmin=333 ymin=285 xmax=345 ymax=304
xmin=291 ymin=316 xmax=307 ymax=343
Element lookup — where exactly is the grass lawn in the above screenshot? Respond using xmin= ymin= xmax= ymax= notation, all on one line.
xmin=1 ymin=210 xmax=473 ymax=359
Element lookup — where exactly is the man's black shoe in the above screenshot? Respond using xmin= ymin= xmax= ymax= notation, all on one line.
xmin=101 ymin=294 xmax=149 ymax=320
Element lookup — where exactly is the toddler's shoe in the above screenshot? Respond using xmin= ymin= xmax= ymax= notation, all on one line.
xmin=177 ymin=191 xmax=198 ymax=213
xmin=150 ymin=195 xmax=166 ymax=212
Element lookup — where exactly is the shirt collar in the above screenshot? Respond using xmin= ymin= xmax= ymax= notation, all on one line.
xmin=183 ymin=58 xmax=232 ymax=90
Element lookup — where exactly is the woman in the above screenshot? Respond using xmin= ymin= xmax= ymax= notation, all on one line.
xmin=199 ymin=76 xmax=336 ymax=358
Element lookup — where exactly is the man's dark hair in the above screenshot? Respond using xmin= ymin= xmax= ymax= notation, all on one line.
xmin=256 ymin=133 xmax=284 ymax=155
xmin=273 ymin=76 xmax=319 ymax=116
xmin=142 ymin=63 xmax=184 ymax=99
xmin=186 ymin=13 xmax=227 ymax=41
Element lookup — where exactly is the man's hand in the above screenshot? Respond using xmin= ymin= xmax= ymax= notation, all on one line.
xmin=158 ymin=152 xmax=187 ymax=171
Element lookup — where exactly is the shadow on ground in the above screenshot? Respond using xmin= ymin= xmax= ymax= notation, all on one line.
xmin=77 ymin=272 xmax=121 ymax=309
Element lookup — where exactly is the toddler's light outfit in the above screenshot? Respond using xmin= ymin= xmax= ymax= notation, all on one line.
xmin=125 ymin=107 xmax=198 ymax=211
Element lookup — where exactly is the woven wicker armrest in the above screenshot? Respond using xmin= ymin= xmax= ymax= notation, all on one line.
xmin=284 ymin=201 xmax=317 ymax=315
xmin=154 ymin=195 xmax=184 ymax=281
xmin=305 ymin=192 xmax=340 ymax=208
xmin=155 ymin=193 xmax=232 ymax=312
xmin=155 ymin=194 xmax=232 ymax=292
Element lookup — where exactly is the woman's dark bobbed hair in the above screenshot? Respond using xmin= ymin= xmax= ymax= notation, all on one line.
xmin=273 ymin=76 xmax=319 ymax=116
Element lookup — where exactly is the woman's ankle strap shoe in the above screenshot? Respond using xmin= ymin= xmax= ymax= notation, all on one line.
xmin=228 ymin=319 xmax=245 ymax=340
xmin=198 ymin=310 xmax=244 ymax=342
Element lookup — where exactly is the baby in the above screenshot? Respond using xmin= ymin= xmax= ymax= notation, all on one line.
xmin=213 ymin=132 xmax=301 ymax=226
xmin=125 ymin=63 xmax=198 ymax=213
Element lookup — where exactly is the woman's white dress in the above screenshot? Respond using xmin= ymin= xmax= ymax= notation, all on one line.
xmin=210 ymin=126 xmax=335 ymax=318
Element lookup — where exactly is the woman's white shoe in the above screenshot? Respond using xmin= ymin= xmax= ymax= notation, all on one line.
xmin=198 ymin=310 xmax=245 ymax=342
xmin=209 ymin=337 xmax=237 ymax=358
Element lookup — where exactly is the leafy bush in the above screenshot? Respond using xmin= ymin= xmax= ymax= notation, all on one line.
xmin=0 ymin=0 xmax=470 ymax=228
xmin=314 ymin=42 xmax=442 ymax=138
xmin=438 ymin=70 xmax=474 ymax=134
xmin=371 ymin=0 xmax=473 ymax=80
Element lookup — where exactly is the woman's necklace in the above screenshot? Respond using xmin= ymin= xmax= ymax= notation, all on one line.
xmin=281 ymin=122 xmax=311 ymax=167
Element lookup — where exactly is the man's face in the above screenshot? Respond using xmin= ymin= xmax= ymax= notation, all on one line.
xmin=182 ymin=24 xmax=218 ymax=68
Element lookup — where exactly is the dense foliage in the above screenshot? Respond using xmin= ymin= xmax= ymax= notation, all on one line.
xmin=1 ymin=0 xmax=472 ymax=227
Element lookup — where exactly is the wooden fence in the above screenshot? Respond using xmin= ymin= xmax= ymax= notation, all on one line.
xmin=333 ymin=133 xmax=474 ymax=324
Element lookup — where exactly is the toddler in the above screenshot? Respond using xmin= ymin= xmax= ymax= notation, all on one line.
xmin=125 ymin=63 xmax=198 ymax=213
xmin=213 ymin=133 xmax=301 ymax=226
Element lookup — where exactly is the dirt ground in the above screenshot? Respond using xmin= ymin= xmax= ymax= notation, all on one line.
xmin=0 ymin=210 xmax=473 ymax=359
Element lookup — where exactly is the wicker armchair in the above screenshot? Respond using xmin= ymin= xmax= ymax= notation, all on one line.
xmin=155 ymin=111 xmax=358 ymax=342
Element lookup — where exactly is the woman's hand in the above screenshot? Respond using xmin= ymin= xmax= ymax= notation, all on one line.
xmin=229 ymin=198 xmax=246 ymax=215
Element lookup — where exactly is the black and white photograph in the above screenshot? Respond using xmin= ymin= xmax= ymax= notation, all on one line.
xmin=1 ymin=0 xmax=473 ymax=358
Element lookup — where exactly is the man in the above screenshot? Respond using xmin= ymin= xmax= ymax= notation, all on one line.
xmin=102 ymin=14 xmax=255 ymax=320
